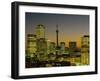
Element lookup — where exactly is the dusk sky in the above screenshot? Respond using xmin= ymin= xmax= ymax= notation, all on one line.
xmin=25 ymin=12 xmax=89 ymax=48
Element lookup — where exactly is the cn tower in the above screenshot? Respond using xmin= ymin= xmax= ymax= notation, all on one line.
xmin=56 ymin=25 xmax=59 ymax=47
xmin=56 ymin=25 xmax=59 ymax=55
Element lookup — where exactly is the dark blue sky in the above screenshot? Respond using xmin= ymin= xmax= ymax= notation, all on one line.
xmin=25 ymin=12 xmax=89 ymax=47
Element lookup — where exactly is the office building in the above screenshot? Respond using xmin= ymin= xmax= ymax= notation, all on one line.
xmin=26 ymin=34 xmax=37 ymax=57
xmin=49 ymin=42 xmax=56 ymax=54
xmin=69 ymin=41 xmax=77 ymax=54
xmin=37 ymin=38 xmax=47 ymax=61
xmin=69 ymin=42 xmax=77 ymax=49
xmin=46 ymin=39 xmax=51 ymax=54
xmin=60 ymin=42 xmax=65 ymax=54
xmin=36 ymin=24 xmax=45 ymax=39
xmin=81 ymin=35 xmax=89 ymax=65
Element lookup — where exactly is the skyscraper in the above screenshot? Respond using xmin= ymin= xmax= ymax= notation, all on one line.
xmin=81 ymin=35 xmax=89 ymax=65
xmin=36 ymin=24 xmax=45 ymax=39
xmin=37 ymin=38 xmax=47 ymax=61
xmin=26 ymin=34 xmax=37 ymax=57
xmin=60 ymin=42 xmax=65 ymax=54
xmin=69 ymin=41 xmax=77 ymax=54
xmin=50 ymin=42 xmax=56 ymax=54
xmin=46 ymin=39 xmax=51 ymax=54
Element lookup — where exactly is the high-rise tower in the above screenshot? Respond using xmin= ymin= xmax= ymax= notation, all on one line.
xmin=36 ymin=24 xmax=45 ymax=39
xmin=26 ymin=34 xmax=37 ymax=57
xmin=60 ymin=42 xmax=65 ymax=54
xmin=56 ymin=25 xmax=61 ymax=55
xmin=81 ymin=35 xmax=89 ymax=65
xmin=56 ymin=25 xmax=59 ymax=47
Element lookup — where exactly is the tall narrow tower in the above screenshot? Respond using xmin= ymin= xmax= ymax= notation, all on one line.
xmin=56 ymin=25 xmax=60 ymax=55
xmin=56 ymin=25 xmax=59 ymax=47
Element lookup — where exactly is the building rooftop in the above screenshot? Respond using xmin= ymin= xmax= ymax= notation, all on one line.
xmin=83 ymin=35 xmax=89 ymax=37
xmin=36 ymin=24 xmax=45 ymax=29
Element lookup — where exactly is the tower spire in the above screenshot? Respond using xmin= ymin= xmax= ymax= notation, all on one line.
xmin=56 ymin=24 xmax=59 ymax=47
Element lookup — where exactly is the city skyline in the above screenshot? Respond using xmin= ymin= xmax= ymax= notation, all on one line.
xmin=25 ymin=12 xmax=89 ymax=47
